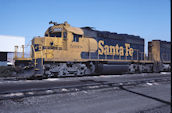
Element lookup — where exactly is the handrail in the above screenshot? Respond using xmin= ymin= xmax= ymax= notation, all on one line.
xmin=95 ymin=48 xmax=154 ymax=62
xmin=31 ymin=45 xmax=37 ymax=66
xmin=14 ymin=46 xmax=18 ymax=58
xmin=40 ymin=46 xmax=44 ymax=65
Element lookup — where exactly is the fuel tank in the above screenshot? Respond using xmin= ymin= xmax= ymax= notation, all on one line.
xmin=96 ymin=62 xmax=129 ymax=74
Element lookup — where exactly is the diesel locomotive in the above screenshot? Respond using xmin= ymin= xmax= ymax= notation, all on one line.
xmin=14 ymin=21 xmax=171 ymax=78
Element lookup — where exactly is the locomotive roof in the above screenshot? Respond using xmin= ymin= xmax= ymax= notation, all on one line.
xmin=45 ymin=21 xmax=143 ymax=41
xmin=81 ymin=26 xmax=143 ymax=40
xmin=45 ymin=21 xmax=84 ymax=36
xmin=150 ymin=40 xmax=171 ymax=45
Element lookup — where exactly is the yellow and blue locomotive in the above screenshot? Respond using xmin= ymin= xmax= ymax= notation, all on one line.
xmin=14 ymin=21 xmax=171 ymax=78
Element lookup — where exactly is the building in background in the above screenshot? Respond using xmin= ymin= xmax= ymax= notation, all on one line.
xmin=0 ymin=35 xmax=25 ymax=66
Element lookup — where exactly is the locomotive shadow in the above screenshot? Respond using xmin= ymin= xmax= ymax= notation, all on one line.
xmin=119 ymin=85 xmax=171 ymax=105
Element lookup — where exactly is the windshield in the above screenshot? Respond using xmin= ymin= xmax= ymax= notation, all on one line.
xmin=49 ymin=32 xmax=61 ymax=37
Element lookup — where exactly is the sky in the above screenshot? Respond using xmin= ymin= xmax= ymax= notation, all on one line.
xmin=0 ymin=0 xmax=171 ymax=53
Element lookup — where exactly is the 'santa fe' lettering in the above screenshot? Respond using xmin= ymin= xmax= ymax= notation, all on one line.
xmin=98 ymin=40 xmax=134 ymax=56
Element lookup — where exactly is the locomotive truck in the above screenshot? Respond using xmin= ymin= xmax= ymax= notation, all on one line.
xmin=14 ymin=21 xmax=171 ymax=78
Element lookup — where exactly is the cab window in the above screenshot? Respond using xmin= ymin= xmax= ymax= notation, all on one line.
xmin=73 ymin=33 xmax=81 ymax=42
xmin=50 ymin=32 xmax=61 ymax=37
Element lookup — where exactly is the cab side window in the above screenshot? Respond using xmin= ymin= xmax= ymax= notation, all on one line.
xmin=63 ymin=32 xmax=67 ymax=39
xmin=73 ymin=33 xmax=81 ymax=42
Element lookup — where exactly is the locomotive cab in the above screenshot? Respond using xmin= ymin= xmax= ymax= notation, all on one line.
xmin=31 ymin=21 xmax=96 ymax=61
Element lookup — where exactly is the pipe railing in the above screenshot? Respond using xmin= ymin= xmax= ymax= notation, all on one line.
xmin=95 ymin=48 xmax=152 ymax=61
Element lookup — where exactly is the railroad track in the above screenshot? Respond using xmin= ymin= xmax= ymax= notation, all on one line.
xmin=0 ymin=74 xmax=170 ymax=100
xmin=0 ymin=72 xmax=171 ymax=81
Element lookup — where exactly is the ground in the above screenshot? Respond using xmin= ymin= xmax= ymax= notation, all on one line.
xmin=0 ymin=73 xmax=171 ymax=113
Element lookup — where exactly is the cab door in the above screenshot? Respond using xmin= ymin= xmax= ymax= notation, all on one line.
xmin=62 ymin=31 xmax=67 ymax=50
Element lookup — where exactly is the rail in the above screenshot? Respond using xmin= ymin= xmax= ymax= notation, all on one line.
xmin=0 ymin=74 xmax=170 ymax=100
xmin=93 ymin=47 xmax=151 ymax=62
